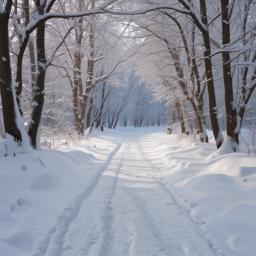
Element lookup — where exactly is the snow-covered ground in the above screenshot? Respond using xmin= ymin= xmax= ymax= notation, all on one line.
xmin=0 ymin=128 xmax=255 ymax=256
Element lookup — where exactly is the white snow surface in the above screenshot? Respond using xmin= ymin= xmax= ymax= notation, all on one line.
xmin=0 ymin=128 xmax=255 ymax=256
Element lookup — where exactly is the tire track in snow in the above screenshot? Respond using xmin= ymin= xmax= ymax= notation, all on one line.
xmin=102 ymin=142 xmax=138 ymax=256
xmin=78 ymin=229 xmax=100 ymax=256
xmin=76 ymin=144 xmax=124 ymax=256
xmin=124 ymin=189 xmax=180 ymax=256
xmin=120 ymin=142 xmax=183 ymax=256
xmin=31 ymin=141 xmax=122 ymax=256
xmin=97 ymin=149 xmax=124 ymax=256
xmin=85 ymin=142 xmax=137 ymax=256
xmin=137 ymin=140 xmax=224 ymax=256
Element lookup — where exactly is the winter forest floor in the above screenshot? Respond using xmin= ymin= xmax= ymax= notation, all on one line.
xmin=0 ymin=128 xmax=256 ymax=256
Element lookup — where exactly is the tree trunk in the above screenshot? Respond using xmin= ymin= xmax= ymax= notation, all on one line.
xmin=73 ymin=50 xmax=83 ymax=135
xmin=198 ymin=101 xmax=209 ymax=143
xmin=0 ymin=13 xmax=22 ymax=142
xmin=221 ymin=0 xmax=239 ymax=149
xmin=200 ymin=0 xmax=223 ymax=148
xmin=176 ymin=101 xmax=186 ymax=134
xmin=75 ymin=118 xmax=85 ymax=135
xmin=23 ymin=0 xmax=37 ymax=97
xmin=189 ymin=98 xmax=208 ymax=142
xmin=28 ymin=4 xmax=46 ymax=148
xmin=80 ymin=0 xmax=96 ymax=132
xmin=86 ymin=96 xmax=93 ymax=129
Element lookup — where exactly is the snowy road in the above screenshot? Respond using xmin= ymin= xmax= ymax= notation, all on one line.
xmin=31 ymin=131 xmax=218 ymax=256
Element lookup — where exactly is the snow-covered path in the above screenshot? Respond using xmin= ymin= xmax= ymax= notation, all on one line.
xmin=2 ymin=129 xmax=255 ymax=256
xmin=32 ymin=131 xmax=217 ymax=256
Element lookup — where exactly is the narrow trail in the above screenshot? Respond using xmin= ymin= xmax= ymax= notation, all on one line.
xmin=32 ymin=131 xmax=221 ymax=256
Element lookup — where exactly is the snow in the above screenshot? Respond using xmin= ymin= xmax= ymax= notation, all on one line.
xmin=0 ymin=134 xmax=117 ymax=256
xmin=215 ymin=135 xmax=239 ymax=154
xmin=141 ymin=130 xmax=256 ymax=256
xmin=0 ymin=128 xmax=256 ymax=256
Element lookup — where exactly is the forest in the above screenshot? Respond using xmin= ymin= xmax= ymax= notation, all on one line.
xmin=0 ymin=1 xmax=256 ymax=256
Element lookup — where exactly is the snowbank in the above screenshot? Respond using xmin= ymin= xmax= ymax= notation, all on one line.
xmin=141 ymin=132 xmax=256 ymax=256
xmin=0 ymin=134 xmax=118 ymax=256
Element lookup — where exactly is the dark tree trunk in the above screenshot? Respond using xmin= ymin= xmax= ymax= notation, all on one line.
xmin=200 ymin=0 xmax=223 ymax=148
xmin=221 ymin=0 xmax=239 ymax=149
xmin=28 ymin=3 xmax=46 ymax=148
xmin=0 ymin=13 xmax=22 ymax=142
